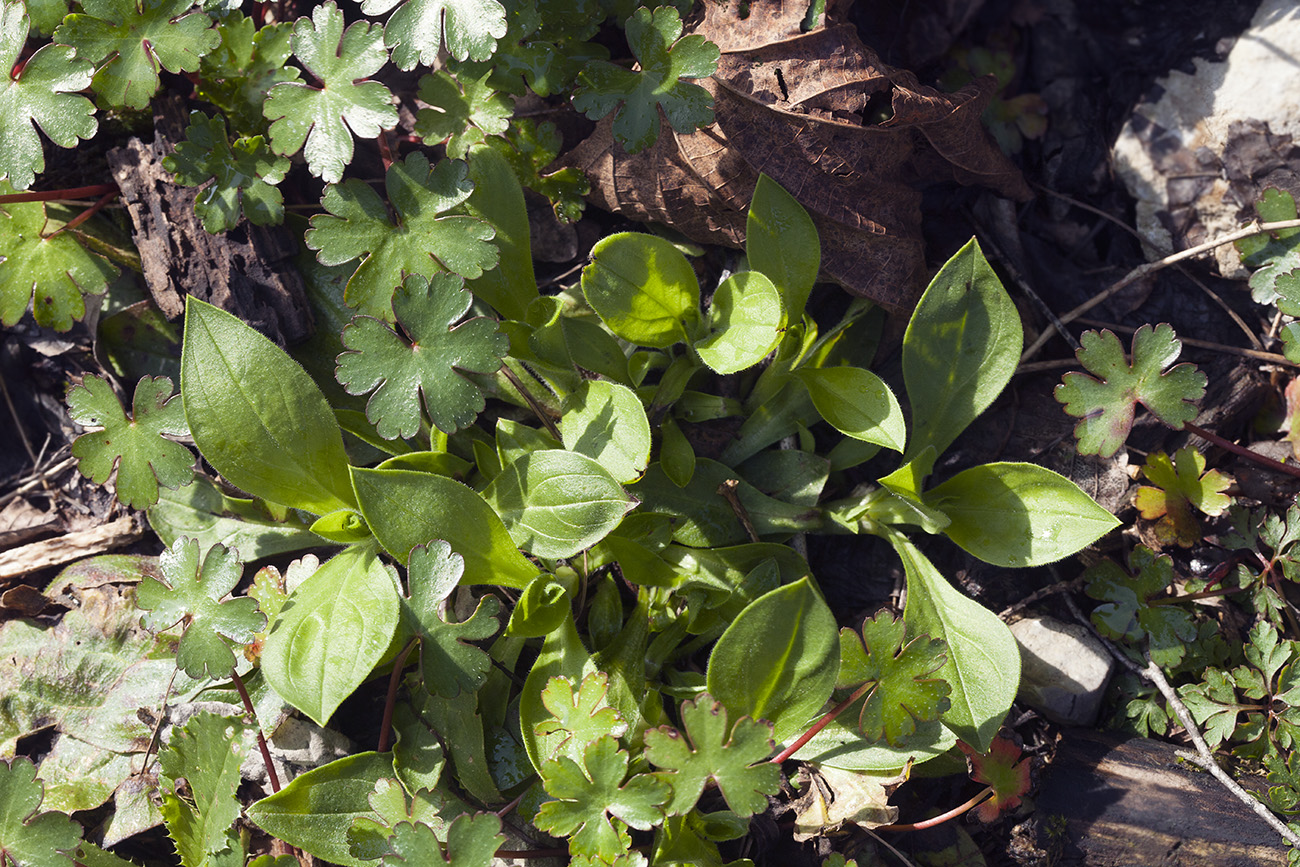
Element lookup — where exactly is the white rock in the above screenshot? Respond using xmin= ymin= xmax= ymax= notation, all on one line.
xmin=1010 ymin=614 xmax=1114 ymax=726
xmin=1112 ymin=0 xmax=1300 ymax=275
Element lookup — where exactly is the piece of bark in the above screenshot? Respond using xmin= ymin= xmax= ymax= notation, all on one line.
xmin=0 ymin=514 xmax=146 ymax=582
xmin=1036 ymin=728 xmax=1282 ymax=866
xmin=107 ymin=96 xmax=312 ymax=345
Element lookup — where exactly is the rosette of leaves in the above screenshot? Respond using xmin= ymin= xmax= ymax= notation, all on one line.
xmin=572 ymin=5 xmax=720 ymax=153
xmin=197 ymin=11 xmax=301 ymax=133
xmin=414 ymin=70 xmax=513 ymax=159
xmin=163 ymin=112 xmax=291 ymax=233
xmin=0 ymin=0 xmax=98 ymax=191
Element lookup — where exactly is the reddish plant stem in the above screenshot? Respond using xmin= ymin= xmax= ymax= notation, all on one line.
xmin=377 ymin=639 xmax=418 ymax=753
xmin=231 ymin=668 xmax=281 ymax=793
xmin=875 ymin=786 xmax=994 ymax=833
xmin=45 ymin=190 xmax=119 ymax=240
xmin=1183 ymin=421 xmax=1300 ymax=481
xmin=770 ymin=681 xmax=873 ymax=765
xmin=377 ymin=131 xmax=395 ymax=172
xmin=0 ymin=183 xmax=118 ymax=204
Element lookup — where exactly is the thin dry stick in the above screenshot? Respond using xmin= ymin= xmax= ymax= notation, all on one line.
xmin=1022 ymin=217 xmax=1300 ymax=361
xmin=717 ymin=479 xmax=760 ymax=544
xmin=1062 ymin=594 xmax=1300 ymax=849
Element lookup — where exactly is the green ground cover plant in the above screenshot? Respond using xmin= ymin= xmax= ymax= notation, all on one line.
xmin=9 ymin=0 xmax=1300 ymax=864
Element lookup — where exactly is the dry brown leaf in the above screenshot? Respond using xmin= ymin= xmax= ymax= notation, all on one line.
xmin=561 ymin=2 xmax=1031 ymax=313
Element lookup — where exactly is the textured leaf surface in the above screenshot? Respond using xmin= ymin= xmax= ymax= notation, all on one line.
xmin=337 ymin=274 xmax=506 ymax=437
xmin=403 ymin=541 xmax=500 ymax=697
xmin=0 ymin=757 xmax=82 ymax=867
xmin=158 ymin=712 xmax=245 ymax=867
xmin=535 ymin=736 xmax=670 ymax=862
xmin=263 ymin=2 xmax=397 ymax=182
xmin=197 ymin=13 xmax=301 ymax=132
xmin=483 ymin=449 xmax=633 ymax=559
xmin=695 ymin=270 xmax=783 ymax=375
xmin=581 ymin=231 xmax=701 ymax=347
xmin=164 ymin=112 xmax=289 ymax=233
xmin=837 ymin=612 xmax=950 ymax=747
xmin=1084 ymin=545 xmax=1198 ymax=668
xmin=1134 ymin=446 xmax=1233 ymax=547
xmin=380 ymin=814 xmax=503 ymax=867
xmin=137 ymin=539 xmax=264 ymax=680
xmin=572 ymin=6 xmax=718 ymax=153
xmin=1237 ymin=187 xmax=1300 ymax=310
xmin=361 ymin=0 xmax=507 ymax=68
xmin=54 ymin=0 xmax=219 ymax=109
xmin=0 ymin=192 xmax=117 ymax=331
xmin=0 ymin=1 xmax=97 ymax=190
xmin=560 ymin=380 xmax=651 ymax=484
xmin=414 ymin=70 xmax=512 ymax=159
xmin=534 ymin=673 xmax=628 ymax=766
xmin=1056 ymin=324 xmax=1206 ymax=457
xmin=68 ymin=375 xmax=194 ymax=510
xmin=307 ymin=153 xmax=498 ymax=319
xmin=644 ymin=694 xmax=779 ymax=817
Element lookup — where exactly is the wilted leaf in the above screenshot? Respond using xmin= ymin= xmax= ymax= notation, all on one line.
xmin=960 ymin=737 xmax=1031 ymax=822
xmin=1134 ymin=446 xmax=1233 ymax=548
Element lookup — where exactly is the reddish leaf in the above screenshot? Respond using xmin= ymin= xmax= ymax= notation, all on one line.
xmin=960 ymin=737 xmax=1031 ymax=822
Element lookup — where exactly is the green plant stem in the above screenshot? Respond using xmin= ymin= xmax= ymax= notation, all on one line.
xmin=377 ymin=638 xmax=418 ymax=753
xmin=875 ymin=786 xmax=994 ymax=833
xmin=770 ymin=681 xmax=874 ymax=765
xmin=0 ymin=183 xmax=118 ymax=204
xmin=231 ymin=668 xmax=281 ymax=793
xmin=1183 ymin=422 xmax=1300 ymax=481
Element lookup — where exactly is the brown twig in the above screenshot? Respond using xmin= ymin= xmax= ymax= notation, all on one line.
xmin=44 ymin=189 xmax=120 ymax=241
xmin=717 ymin=479 xmax=760 ymax=543
xmin=1183 ymin=421 xmax=1300 ymax=481
xmin=0 ymin=183 xmax=119 ymax=204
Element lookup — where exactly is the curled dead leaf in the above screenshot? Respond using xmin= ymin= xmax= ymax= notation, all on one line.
xmin=561 ymin=2 xmax=1031 ymax=314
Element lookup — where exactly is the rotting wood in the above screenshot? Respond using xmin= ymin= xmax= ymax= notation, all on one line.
xmin=107 ymin=95 xmax=313 ymax=345
xmin=0 ymin=514 xmax=146 ymax=582
xmin=1035 ymin=728 xmax=1282 ymax=866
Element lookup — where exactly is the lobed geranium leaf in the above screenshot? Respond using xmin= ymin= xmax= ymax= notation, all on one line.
xmin=534 ymin=673 xmax=628 ymax=766
xmin=414 ymin=70 xmax=513 ymax=160
xmin=485 ymin=119 xmax=589 ymax=223
xmin=347 ymin=777 xmax=468 ymax=861
xmin=1084 ymin=545 xmax=1198 ymax=668
xmin=306 ymin=153 xmax=499 ymax=320
xmin=571 ymin=6 xmax=718 ymax=153
xmin=1237 ymin=187 xmax=1300 ymax=310
xmin=1134 ymin=446 xmax=1233 ymax=548
xmin=535 ymin=736 xmax=670 ymax=863
xmin=0 ymin=1 xmax=97 ymax=191
xmin=67 ymin=375 xmax=195 ymax=510
xmin=643 ymin=694 xmax=779 ymax=817
xmin=336 ymin=273 xmax=507 ymax=437
xmin=960 ymin=737 xmax=1031 ymax=822
xmin=158 ymin=712 xmax=246 ymax=867
xmin=379 ymin=815 xmax=503 ymax=867
xmin=136 ymin=538 xmax=265 ymax=680
xmin=54 ymin=0 xmax=220 ymax=110
xmin=263 ymin=1 xmax=398 ymax=183
xmin=164 ymin=112 xmax=290 ymax=234
xmin=0 ymin=189 xmax=118 ymax=331
xmin=198 ymin=12 xmax=301 ymax=133
xmin=360 ymin=0 xmax=507 ymax=69
xmin=1055 ymin=324 xmax=1206 ymax=458
xmin=837 ymin=612 xmax=950 ymax=747
xmin=0 ymin=757 xmax=82 ymax=867
xmin=402 ymin=541 xmax=501 ymax=698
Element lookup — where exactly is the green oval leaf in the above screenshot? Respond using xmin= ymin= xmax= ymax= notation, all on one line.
xmin=581 ymin=232 xmax=701 ymax=347
xmin=795 ymin=366 xmax=905 ymax=452
xmin=747 ymin=173 xmax=819 ymax=323
xmin=261 ymin=545 xmax=400 ymax=726
xmin=351 ymin=466 xmax=537 ymax=589
xmin=695 ymin=271 xmax=783 ymax=374
xmin=181 ymin=297 xmax=353 ymax=515
xmin=308 ymin=509 xmax=372 ymax=544
xmin=705 ymin=577 xmax=839 ymax=743
xmin=483 ymin=450 xmax=633 ymax=559
xmin=902 ymin=239 xmax=1021 ymax=462
xmin=924 ymin=462 xmax=1120 ymax=567
xmin=246 ymin=752 xmax=394 ymax=867
xmin=893 ymin=531 xmax=1018 ymax=752
xmin=561 ymin=380 xmax=651 ymax=483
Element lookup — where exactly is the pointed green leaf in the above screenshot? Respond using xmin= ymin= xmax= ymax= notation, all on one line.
xmin=902 ymin=239 xmax=1021 ymax=462
xmin=695 ymin=271 xmax=783 ymax=375
xmin=746 ymin=173 xmax=819 ymax=322
xmin=351 ymin=466 xmax=538 ymax=588
xmin=462 ymin=143 xmax=538 ymax=321
xmin=796 ymin=366 xmax=905 ymax=452
xmin=261 ymin=545 xmax=401 ymax=725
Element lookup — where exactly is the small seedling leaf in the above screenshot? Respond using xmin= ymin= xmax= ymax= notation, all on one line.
xmin=414 ymin=70 xmax=513 ymax=159
xmin=403 ymin=541 xmax=501 ymax=698
xmin=960 ymin=737 xmax=1031 ymax=822
xmin=1134 ymin=446 xmax=1233 ymax=547
xmin=164 ymin=112 xmax=290 ymax=234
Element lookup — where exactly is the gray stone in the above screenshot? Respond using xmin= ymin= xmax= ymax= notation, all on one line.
xmin=1111 ymin=0 xmax=1300 ymax=276
xmin=1010 ymin=615 xmax=1115 ymax=726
